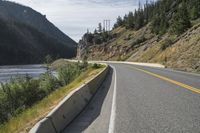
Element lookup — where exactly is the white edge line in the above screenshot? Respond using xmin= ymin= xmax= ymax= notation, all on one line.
xmin=108 ymin=66 xmax=117 ymax=133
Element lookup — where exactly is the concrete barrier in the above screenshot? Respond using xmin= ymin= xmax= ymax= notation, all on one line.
xmin=29 ymin=65 xmax=109 ymax=133
xmin=29 ymin=118 xmax=56 ymax=133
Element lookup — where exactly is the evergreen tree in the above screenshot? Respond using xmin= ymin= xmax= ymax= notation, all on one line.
xmin=170 ymin=2 xmax=191 ymax=35
xmin=112 ymin=0 xmax=200 ymax=34
xmin=126 ymin=12 xmax=135 ymax=29
xmin=134 ymin=8 xmax=145 ymax=30
xmin=94 ymin=29 xmax=98 ymax=34
xmin=144 ymin=0 xmax=149 ymax=24
xmin=98 ymin=23 xmax=102 ymax=33
xmin=123 ymin=14 xmax=128 ymax=26
xmin=190 ymin=6 xmax=199 ymax=20
xmin=151 ymin=15 xmax=161 ymax=34
xmin=115 ymin=16 xmax=124 ymax=27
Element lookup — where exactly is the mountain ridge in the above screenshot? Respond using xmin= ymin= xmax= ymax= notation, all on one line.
xmin=0 ymin=0 xmax=77 ymax=65
xmin=0 ymin=0 xmax=77 ymax=49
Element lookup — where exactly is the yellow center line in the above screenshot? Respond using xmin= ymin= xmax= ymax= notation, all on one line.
xmin=131 ymin=66 xmax=200 ymax=94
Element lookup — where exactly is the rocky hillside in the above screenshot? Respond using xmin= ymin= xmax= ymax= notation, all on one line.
xmin=128 ymin=23 xmax=200 ymax=72
xmin=0 ymin=1 xmax=77 ymax=65
xmin=78 ymin=0 xmax=200 ymax=73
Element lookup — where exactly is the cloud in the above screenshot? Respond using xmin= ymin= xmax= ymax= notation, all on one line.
xmin=8 ymin=0 xmax=146 ymax=42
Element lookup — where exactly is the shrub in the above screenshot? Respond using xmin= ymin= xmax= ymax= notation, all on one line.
xmin=131 ymin=36 xmax=146 ymax=48
xmin=39 ymin=71 xmax=60 ymax=94
xmin=160 ymin=38 xmax=173 ymax=50
xmin=0 ymin=62 xmax=100 ymax=125
xmin=0 ymin=72 xmax=61 ymax=124
xmin=58 ymin=63 xmax=83 ymax=86
xmin=0 ymin=75 xmax=42 ymax=123
xmin=92 ymin=63 xmax=103 ymax=69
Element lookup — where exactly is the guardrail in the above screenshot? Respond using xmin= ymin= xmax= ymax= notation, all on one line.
xmin=29 ymin=65 xmax=109 ymax=133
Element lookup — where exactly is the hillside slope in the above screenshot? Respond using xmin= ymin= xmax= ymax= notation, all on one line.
xmin=130 ymin=23 xmax=200 ymax=72
xmin=79 ymin=22 xmax=200 ymax=73
xmin=0 ymin=17 xmax=73 ymax=65
xmin=0 ymin=0 xmax=77 ymax=65
xmin=0 ymin=0 xmax=77 ymax=50
xmin=78 ymin=0 xmax=200 ymax=73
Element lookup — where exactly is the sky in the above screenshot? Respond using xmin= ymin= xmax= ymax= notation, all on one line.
xmin=9 ymin=0 xmax=148 ymax=42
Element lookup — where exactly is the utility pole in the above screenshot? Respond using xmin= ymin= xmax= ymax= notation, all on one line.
xmin=105 ymin=20 xmax=108 ymax=31
xmin=103 ymin=20 xmax=105 ymax=32
xmin=102 ymin=19 xmax=111 ymax=32
xmin=108 ymin=20 xmax=111 ymax=31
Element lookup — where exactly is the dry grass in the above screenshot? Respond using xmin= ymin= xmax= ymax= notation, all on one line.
xmin=0 ymin=66 xmax=105 ymax=133
xmin=132 ymin=23 xmax=200 ymax=72
xmin=86 ymin=19 xmax=200 ymax=72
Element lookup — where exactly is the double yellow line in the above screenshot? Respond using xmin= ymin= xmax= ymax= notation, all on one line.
xmin=132 ymin=67 xmax=200 ymax=94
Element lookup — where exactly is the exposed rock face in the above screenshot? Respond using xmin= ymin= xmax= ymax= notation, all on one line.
xmin=78 ymin=23 xmax=200 ymax=73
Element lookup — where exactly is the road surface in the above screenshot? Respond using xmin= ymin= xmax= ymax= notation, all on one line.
xmin=64 ymin=63 xmax=200 ymax=133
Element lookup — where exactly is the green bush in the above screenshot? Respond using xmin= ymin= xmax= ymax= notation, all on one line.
xmin=160 ymin=39 xmax=173 ymax=51
xmin=0 ymin=62 xmax=99 ymax=125
xmin=92 ymin=63 xmax=103 ymax=69
xmin=0 ymin=71 xmax=61 ymax=124
xmin=58 ymin=63 xmax=84 ymax=86
xmin=39 ymin=72 xmax=60 ymax=94
xmin=131 ymin=36 xmax=146 ymax=48
xmin=0 ymin=75 xmax=43 ymax=123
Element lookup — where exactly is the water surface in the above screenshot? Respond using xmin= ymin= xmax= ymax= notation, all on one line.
xmin=0 ymin=64 xmax=47 ymax=83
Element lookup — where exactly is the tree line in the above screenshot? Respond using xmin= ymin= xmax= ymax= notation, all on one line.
xmin=114 ymin=0 xmax=200 ymax=35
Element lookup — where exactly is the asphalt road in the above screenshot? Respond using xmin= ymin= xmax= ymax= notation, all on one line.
xmin=64 ymin=63 xmax=200 ymax=133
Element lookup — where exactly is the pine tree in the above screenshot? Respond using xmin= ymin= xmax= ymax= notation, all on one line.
xmin=116 ymin=16 xmax=123 ymax=27
xmin=98 ymin=23 xmax=102 ymax=33
xmin=112 ymin=0 xmax=200 ymax=34
xmin=135 ymin=8 xmax=144 ymax=30
xmin=94 ymin=29 xmax=98 ymax=34
xmin=123 ymin=14 xmax=128 ymax=27
xmin=151 ymin=14 xmax=161 ymax=34
xmin=170 ymin=2 xmax=191 ymax=35
xmin=144 ymin=0 xmax=149 ymax=24
xmin=190 ymin=6 xmax=199 ymax=20
xmin=126 ymin=12 xmax=135 ymax=29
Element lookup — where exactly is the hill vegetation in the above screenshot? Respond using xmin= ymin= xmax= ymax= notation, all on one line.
xmin=78 ymin=0 xmax=200 ymax=73
xmin=0 ymin=0 xmax=77 ymax=49
xmin=0 ymin=18 xmax=73 ymax=65
xmin=113 ymin=0 xmax=198 ymax=35
xmin=0 ymin=0 xmax=77 ymax=65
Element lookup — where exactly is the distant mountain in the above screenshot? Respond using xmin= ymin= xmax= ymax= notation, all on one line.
xmin=0 ymin=0 xmax=77 ymax=49
xmin=0 ymin=0 xmax=77 ymax=65
xmin=0 ymin=18 xmax=72 ymax=65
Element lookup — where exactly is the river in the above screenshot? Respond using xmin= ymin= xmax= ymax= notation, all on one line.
xmin=0 ymin=64 xmax=48 ymax=83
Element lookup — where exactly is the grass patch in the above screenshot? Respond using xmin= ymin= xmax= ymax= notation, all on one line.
xmin=0 ymin=64 xmax=106 ymax=133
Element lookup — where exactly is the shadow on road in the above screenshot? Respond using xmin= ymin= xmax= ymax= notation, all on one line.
xmin=63 ymin=68 xmax=113 ymax=133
